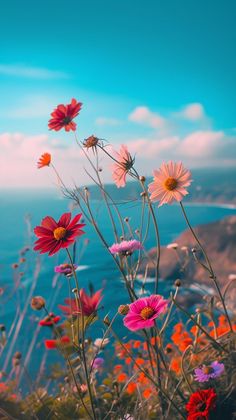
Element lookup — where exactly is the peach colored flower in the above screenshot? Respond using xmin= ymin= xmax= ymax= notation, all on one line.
xmin=148 ymin=161 xmax=192 ymax=207
xmin=112 ymin=145 xmax=134 ymax=188
xmin=37 ymin=153 xmax=51 ymax=169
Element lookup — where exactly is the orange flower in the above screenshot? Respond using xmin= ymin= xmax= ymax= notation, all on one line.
xmin=133 ymin=340 xmax=141 ymax=349
xmin=37 ymin=153 xmax=51 ymax=169
xmin=127 ymin=382 xmax=137 ymax=394
xmin=170 ymin=357 xmax=181 ymax=375
xmin=143 ymin=388 xmax=152 ymax=399
xmin=117 ymin=373 xmax=128 ymax=382
xmin=143 ymin=337 xmax=158 ymax=351
xmin=114 ymin=364 xmax=122 ymax=372
xmin=125 ymin=357 xmax=132 ymax=365
xmin=178 ymin=337 xmax=193 ymax=352
xmin=135 ymin=358 xmax=145 ymax=366
xmin=190 ymin=326 xmax=198 ymax=336
xmin=138 ymin=372 xmax=149 ymax=385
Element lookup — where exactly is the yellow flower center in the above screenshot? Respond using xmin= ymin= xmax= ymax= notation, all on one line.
xmin=53 ymin=227 xmax=67 ymax=241
xmin=140 ymin=306 xmax=155 ymax=320
xmin=202 ymin=366 xmax=214 ymax=375
xmin=164 ymin=177 xmax=178 ymax=191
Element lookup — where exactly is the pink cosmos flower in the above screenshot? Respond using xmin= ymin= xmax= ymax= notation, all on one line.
xmin=123 ymin=295 xmax=168 ymax=331
xmin=112 ymin=145 xmax=134 ymax=188
xmin=109 ymin=240 xmax=143 ymax=256
xmin=148 ymin=161 xmax=192 ymax=207
xmin=54 ymin=263 xmax=78 ymax=277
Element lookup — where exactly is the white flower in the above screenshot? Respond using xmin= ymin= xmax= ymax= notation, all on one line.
xmin=94 ymin=338 xmax=109 ymax=349
xmin=166 ymin=242 xmax=178 ymax=250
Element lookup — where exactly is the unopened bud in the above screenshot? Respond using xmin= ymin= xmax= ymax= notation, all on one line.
xmin=103 ymin=315 xmax=111 ymax=326
xmin=140 ymin=191 xmax=146 ymax=198
xmin=72 ymin=288 xmax=78 ymax=294
xmin=31 ymin=296 xmax=45 ymax=311
xmin=118 ymin=304 xmax=129 ymax=315
xmin=175 ymin=279 xmax=181 ymax=287
xmin=14 ymin=352 xmax=22 ymax=360
xmin=139 ymin=176 xmax=146 ymax=183
xmin=12 ymin=263 xmax=19 ymax=269
xmin=124 ymin=217 xmax=129 ymax=223
xmin=0 ymin=325 xmax=6 ymax=332
xmin=191 ymin=248 xmax=196 ymax=253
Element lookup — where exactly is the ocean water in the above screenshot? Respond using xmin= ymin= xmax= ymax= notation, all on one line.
xmin=0 ymin=189 xmax=235 ymax=383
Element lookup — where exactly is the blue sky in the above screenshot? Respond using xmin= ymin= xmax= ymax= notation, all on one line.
xmin=1 ymin=0 xmax=236 ymax=187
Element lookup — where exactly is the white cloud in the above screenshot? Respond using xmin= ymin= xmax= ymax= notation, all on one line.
xmin=0 ymin=132 xmax=86 ymax=188
xmin=0 ymin=64 xmax=68 ymax=79
xmin=128 ymin=106 xmax=167 ymax=129
xmin=176 ymin=103 xmax=206 ymax=121
xmin=179 ymin=130 xmax=224 ymax=156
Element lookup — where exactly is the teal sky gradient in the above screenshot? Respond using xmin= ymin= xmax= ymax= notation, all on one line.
xmin=0 ymin=0 xmax=236 ymax=187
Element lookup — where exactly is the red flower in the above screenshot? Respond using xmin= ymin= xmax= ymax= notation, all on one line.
xmin=186 ymin=388 xmax=217 ymax=420
xmin=39 ymin=313 xmax=61 ymax=327
xmin=48 ymin=98 xmax=82 ymax=132
xmin=59 ymin=289 xmax=102 ymax=317
xmin=37 ymin=153 xmax=51 ymax=168
xmin=34 ymin=212 xmax=85 ymax=256
xmin=45 ymin=336 xmax=70 ymax=349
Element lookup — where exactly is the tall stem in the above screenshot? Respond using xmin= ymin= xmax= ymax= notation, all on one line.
xmin=66 ymin=249 xmax=97 ymax=420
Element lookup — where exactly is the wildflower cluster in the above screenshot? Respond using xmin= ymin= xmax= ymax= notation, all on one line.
xmin=1 ymin=98 xmax=235 ymax=420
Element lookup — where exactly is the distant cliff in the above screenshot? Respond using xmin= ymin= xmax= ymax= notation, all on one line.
xmin=140 ymin=215 xmax=236 ymax=309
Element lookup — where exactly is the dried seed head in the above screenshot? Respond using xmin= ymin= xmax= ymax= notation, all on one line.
xmin=83 ymin=135 xmax=99 ymax=150
xmin=118 ymin=304 xmax=130 ymax=315
xmin=31 ymin=296 xmax=45 ymax=311
xmin=13 ymin=352 xmax=22 ymax=360
xmin=175 ymin=279 xmax=181 ymax=287
xmin=103 ymin=315 xmax=111 ymax=326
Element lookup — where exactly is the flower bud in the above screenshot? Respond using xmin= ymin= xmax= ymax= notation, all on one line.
xmin=175 ymin=279 xmax=181 ymax=287
xmin=12 ymin=263 xmax=19 ymax=269
xmin=139 ymin=176 xmax=146 ymax=183
xmin=140 ymin=191 xmax=146 ymax=198
xmin=118 ymin=304 xmax=129 ymax=315
xmin=31 ymin=296 xmax=45 ymax=311
xmin=13 ymin=352 xmax=22 ymax=360
xmin=103 ymin=315 xmax=111 ymax=326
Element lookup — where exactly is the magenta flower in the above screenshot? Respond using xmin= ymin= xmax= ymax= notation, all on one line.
xmin=54 ymin=263 xmax=78 ymax=277
xmin=194 ymin=361 xmax=224 ymax=383
xmin=112 ymin=145 xmax=135 ymax=188
xmin=91 ymin=357 xmax=104 ymax=370
xmin=109 ymin=240 xmax=143 ymax=256
xmin=123 ymin=295 xmax=168 ymax=331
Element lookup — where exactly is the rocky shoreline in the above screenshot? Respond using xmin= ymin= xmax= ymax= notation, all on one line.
xmin=140 ymin=215 xmax=236 ymax=310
